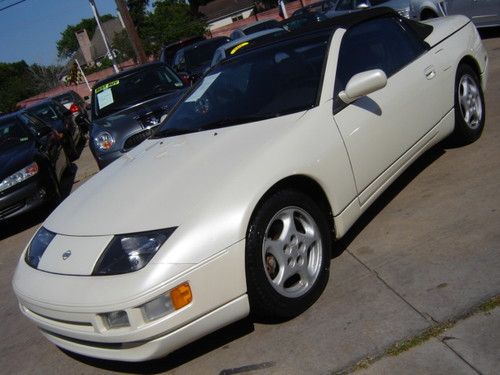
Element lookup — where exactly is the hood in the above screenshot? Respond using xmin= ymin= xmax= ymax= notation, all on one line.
xmin=0 ymin=141 xmax=36 ymax=180
xmin=90 ymin=89 xmax=186 ymax=148
xmin=93 ymin=89 xmax=186 ymax=128
xmin=45 ymin=112 xmax=307 ymax=238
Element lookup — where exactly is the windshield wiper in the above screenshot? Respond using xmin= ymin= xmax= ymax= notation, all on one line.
xmin=199 ymin=114 xmax=275 ymax=131
xmin=153 ymin=127 xmax=197 ymax=138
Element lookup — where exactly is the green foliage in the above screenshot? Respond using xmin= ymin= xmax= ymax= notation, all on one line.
xmin=142 ymin=1 xmax=207 ymax=56
xmin=56 ymin=14 xmax=114 ymax=59
xmin=29 ymin=64 xmax=67 ymax=92
xmin=113 ymin=30 xmax=135 ymax=62
xmin=0 ymin=61 xmax=37 ymax=112
xmin=127 ymin=0 xmax=150 ymax=28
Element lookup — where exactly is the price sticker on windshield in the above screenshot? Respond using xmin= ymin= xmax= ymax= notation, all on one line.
xmin=95 ymin=80 xmax=120 ymax=94
xmin=97 ymin=88 xmax=114 ymax=109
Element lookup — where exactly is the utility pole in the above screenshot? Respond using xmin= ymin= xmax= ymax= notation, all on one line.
xmin=88 ymin=0 xmax=119 ymax=73
xmin=115 ymin=0 xmax=147 ymax=64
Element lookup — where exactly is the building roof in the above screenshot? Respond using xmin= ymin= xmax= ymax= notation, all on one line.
xmin=199 ymin=0 xmax=255 ymax=22
xmin=90 ymin=18 xmax=124 ymax=60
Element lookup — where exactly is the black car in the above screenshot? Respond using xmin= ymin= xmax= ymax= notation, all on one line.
xmin=27 ymin=99 xmax=83 ymax=160
xmin=292 ymin=0 xmax=337 ymax=17
xmin=169 ymin=37 xmax=231 ymax=84
xmin=0 ymin=112 xmax=69 ymax=221
xmin=281 ymin=11 xmax=328 ymax=32
xmin=89 ymin=62 xmax=187 ymax=169
xmin=51 ymin=90 xmax=90 ymax=133
xmin=159 ymin=36 xmax=205 ymax=67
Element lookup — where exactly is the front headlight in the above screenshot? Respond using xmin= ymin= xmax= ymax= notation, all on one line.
xmin=94 ymin=131 xmax=115 ymax=151
xmin=93 ymin=228 xmax=176 ymax=275
xmin=25 ymin=227 xmax=56 ymax=268
xmin=0 ymin=162 xmax=38 ymax=193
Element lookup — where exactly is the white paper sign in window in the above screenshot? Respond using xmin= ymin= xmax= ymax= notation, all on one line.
xmin=97 ymin=88 xmax=114 ymax=109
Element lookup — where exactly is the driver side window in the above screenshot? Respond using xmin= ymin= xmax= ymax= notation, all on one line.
xmin=334 ymin=17 xmax=426 ymax=97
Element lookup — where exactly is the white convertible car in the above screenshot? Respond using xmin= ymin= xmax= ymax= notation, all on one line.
xmin=13 ymin=8 xmax=487 ymax=362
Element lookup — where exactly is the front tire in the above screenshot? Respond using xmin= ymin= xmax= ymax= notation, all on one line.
xmin=451 ymin=64 xmax=485 ymax=145
xmin=245 ymin=189 xmax=331 ymax=320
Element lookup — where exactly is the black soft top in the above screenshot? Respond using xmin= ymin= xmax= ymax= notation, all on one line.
xmin=226 ymin=7 xmax=433 ymax=60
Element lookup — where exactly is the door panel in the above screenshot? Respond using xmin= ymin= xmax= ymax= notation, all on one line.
xmin=332 ymin=17 xmax=446 ymax=204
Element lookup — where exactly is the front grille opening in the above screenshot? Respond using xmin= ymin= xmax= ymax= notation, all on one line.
xmin=123 ymin=127 xmax=158 ymax=151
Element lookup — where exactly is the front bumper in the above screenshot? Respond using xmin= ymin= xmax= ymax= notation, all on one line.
xmin=0 ymin=176 xmax=47 ymax=220
xmin=90 ymin=147 xmax=124 ymax=169
xmin=13 ymin=240 xmax=248 ymax=361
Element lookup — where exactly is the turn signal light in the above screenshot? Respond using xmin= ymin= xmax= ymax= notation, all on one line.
xmin=171 ymin=283 xmax=192 ymax=310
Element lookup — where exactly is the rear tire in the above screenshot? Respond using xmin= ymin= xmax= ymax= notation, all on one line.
xmin=245 ymin=189 xmax=331 ymax=320
xmin=450 ymin=64 xmax=485 ymax=145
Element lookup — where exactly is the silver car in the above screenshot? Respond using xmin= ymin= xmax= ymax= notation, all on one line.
xmin=411 ymin=1 xmax=500 ymax=27
xmin=325 ymin=0 xmax=412 ymax=19
xmin=409 ymin=0 xmax=447 ymax=20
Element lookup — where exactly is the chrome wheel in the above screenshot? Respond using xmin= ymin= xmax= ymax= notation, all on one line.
xmin=458 ymin=74 xmax=483 ymax=130
xmin=262 ymin=206 xmax=323 ymax=298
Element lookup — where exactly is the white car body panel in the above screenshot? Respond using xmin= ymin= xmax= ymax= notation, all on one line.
xmin=12 ymin=13 xmax=488 ymax=361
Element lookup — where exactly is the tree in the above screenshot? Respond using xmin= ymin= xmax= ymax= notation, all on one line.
xmin=29 ymin=64 xmax=67 ymax=92
xmin=113 ymin=30 xmax=135 ymax=61
xmin=126 ymin=0 xmax=149 ymax=28
xmin=0 ymin=61 xmax=37 ymax=112
xmin=56 ymin=14 xmax=114 ymax=59
xmin=142 ymin=1 xmax=207 ymax=55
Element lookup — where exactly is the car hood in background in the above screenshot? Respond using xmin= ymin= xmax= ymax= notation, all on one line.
xmin=0 ymin=142 xmax=36 ymax=180
xmin=92 ymin=89 xmax=186 ymax=130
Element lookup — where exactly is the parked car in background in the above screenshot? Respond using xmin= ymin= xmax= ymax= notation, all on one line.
xmin=12 ymin=8 xmax=488 ymax=362
xmin=326 ymin=0 xmax=412 ymax=18
xmin=409 ymin=0 xmax=446 ymax=20
xmin=169 ymin=37 xmax=230 ymax=84
xmin=51 ymin=90 xmax=90 ymax=133
xmin=26 ymin=99 xmax=82 ymax=160
xmin=292 ymin=0 xmax=337 ymax=17
xmin=89 ymin=62 xmax=186 ymax=169
xmin=211 ymin=28 xmax=286 ymax=67
xmin=0 ymin=111 xmax=69 ymax=221
xmin=281 ymin=10 xmax=329 ymax=31
xmin=159 ymin=36 xmax=205 ymax=67
xmin=229 ymin=19 xmax=282 ymax=40
xmin=446 ymin=0 xmax=500 ymax=28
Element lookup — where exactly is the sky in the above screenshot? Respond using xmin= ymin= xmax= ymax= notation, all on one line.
xmin=0 ymin=0 xmax=119 ymax=65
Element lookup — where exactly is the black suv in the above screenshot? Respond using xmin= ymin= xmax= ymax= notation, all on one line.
xmin=0 ymin=112 xmax=70 ymax=221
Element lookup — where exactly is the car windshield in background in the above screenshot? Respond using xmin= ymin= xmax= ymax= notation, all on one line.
xmin=155 ymin=34 xmax=329 ymax=138
xmin=245 ymin=20 xmax=281 ymax=34
xmin=53 ymin=93 xmax=74 ymax=105
xmin=93 ymin=65 xmax=184 ymax=119
xmin=184 ymin=39 xmax=230 ymax=69
xmin=0 ymin=117 xmax=30 ymax=151
xmin=30 ymin=104 xmax=58 ymax=123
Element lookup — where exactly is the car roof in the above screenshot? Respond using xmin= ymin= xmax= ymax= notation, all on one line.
xmin=226 ymin=8 xmax=432 ymax=60
xmin=240 ymin=19 xmax=280 ymax=31
xmin=218 ymin=28 xmax=285 ymax=52
xmin=25 ymin=99 xmax=56 ymax=109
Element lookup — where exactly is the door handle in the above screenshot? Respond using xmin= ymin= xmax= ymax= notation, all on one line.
xmin=425 ymin=66 xmax=436 ymax=80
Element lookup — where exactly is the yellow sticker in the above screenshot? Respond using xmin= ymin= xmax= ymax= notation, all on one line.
xmin=230 ymin=42 xmax=250 ymax=55
xmin=95 ymin=80 xmax=120 ymax=94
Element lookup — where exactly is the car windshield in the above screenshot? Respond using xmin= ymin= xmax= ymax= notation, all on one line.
xmin=0 ymin=117 xmax=30 ymax=151
xmin=92 ymin=65 xmax=184 ymax=119
xmin=184 ymin=39 xmax=230 ymax=69
xmin=53 ymin=93 xmax=74 ymax=105
xmin=155 ymin=34 xmax=329 ymax=138
xmin=29 ymin=104 xmax=59 ymax=123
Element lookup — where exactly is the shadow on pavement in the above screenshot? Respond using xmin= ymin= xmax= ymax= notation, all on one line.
xmin=332 ymin=145 xmax=445 ymax=257
xmin=62 ymin=318 xmax=255 ymax=374
xmin=0 ymin=163 xmax=78 ymax=241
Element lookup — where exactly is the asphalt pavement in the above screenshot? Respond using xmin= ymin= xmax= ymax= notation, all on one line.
xmin=0 ymin=31 xmax=499 ymax=375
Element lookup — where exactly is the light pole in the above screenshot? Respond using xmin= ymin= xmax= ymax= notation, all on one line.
xmin=88 ymin=0 xmax=119 ymax=73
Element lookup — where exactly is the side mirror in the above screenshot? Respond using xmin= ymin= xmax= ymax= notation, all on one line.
xmin=84 ymin=96 xmax=89 ymax=101
xmin=338 ymin=69 xmax=387 ymax=104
